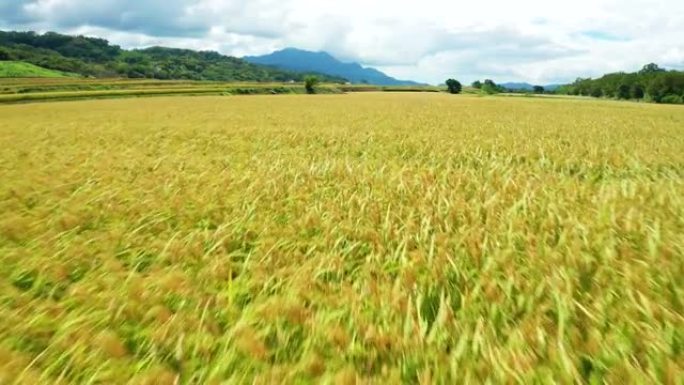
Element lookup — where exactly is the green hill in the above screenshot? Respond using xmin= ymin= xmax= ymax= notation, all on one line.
xmin=0 ymin=31 xmax=345 ymax=82
xmin=0 ymin=61 xmax=75 ymax=78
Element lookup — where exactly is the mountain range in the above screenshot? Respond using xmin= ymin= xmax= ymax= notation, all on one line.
xmin=245 ymin=48 xmax=423 ymax=86
xmin=500 ymin=82 xmax=563 ymax=91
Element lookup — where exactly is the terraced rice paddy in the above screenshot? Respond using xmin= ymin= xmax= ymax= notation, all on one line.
xmin=0 ymin=93 xmax=682 ymax=384
xmin=0 ymin=78 xmax=440 ymax=104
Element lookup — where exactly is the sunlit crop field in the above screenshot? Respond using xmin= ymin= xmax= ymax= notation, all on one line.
xmin=1 ymin=93 xmax=683 ymax=384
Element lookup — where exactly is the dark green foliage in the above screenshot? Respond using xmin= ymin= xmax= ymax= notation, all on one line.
xmin=481 ymin=79 xmax=504 ymax=94
xmin=0 ymin=30 xmax=345 ymax=82
xmin=419 ymin=287 xmax=441 ymax=331
xmin=304 ymin=75 xmax=319 ymax=94
xmin=579 ymin=355 xmax=596 ymax=383
xmin=533 ymin=85 xmax=545 ymax=94
xmin=590 ymin=86 xmax=603 ymax=98
xmin=0 ymin=47 xmax=10 ymax=61
xmin=660 ymin=95 xmax=683 ymax=104
xmin=471 ymin=80 xmax=482 ymax=89
xmin=638 ymin=63 xmax=665 ymax=75
xmin=0 ymin=31 xmax=120 ymax=62
xmin=631 ymin=84 xmax=645 ymax=99
xmin=646 ymin=72 xmax=684 ymax=103
xmin=445 ymin=78 xmax=462 ymax=94
xmin=559 ymin=63 xmax=684 ymax=104
xmin=11 ymin=269 xmax=37 ymax=291
xmin=616 ymin=83 xmax=630 ymax=99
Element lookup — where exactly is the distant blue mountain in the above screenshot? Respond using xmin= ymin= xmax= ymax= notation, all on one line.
xmin=244 ymin=48 xmax=423 ymax=86
xmin=501 ymin=82 xmax=563 ymax=91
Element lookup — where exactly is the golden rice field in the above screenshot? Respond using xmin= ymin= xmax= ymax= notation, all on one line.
xmin=0 ymin=93 xmax=683 ymax=384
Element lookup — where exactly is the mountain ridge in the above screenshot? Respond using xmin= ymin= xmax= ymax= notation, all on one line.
xmin=500 ymin=82 xmax=563 ymax=91
xmin=245 ymin=48 xmax=424 ymax=86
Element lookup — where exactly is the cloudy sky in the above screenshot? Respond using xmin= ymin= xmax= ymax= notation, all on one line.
xmin=1 ymin=0 xmax=683 ymax=84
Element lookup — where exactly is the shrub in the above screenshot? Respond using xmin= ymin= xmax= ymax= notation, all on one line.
xmin=0 ymin=48 xmax=10 ymax=61
xmin=660 ymin=94 xmax=683 ymax=104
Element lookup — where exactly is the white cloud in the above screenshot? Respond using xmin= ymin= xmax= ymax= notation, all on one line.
xmin=1 ymin=0 xmax=683 ymax=84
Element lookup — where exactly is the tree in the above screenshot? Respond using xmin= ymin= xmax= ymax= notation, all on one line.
xmin=630 ymin=84 xmax=645 ymax=99
xmin=590 ymin=86 xmax=603 ymax=98
xmin=616 ymin=83 xmax=630 ymax=99
xmin=482 ymin=79 xmax=500 ymax=94
xmin=572 ymin=77 xmax=591 ymax=96
xmin=0 ymin=48 xmax=10 ymax=61
xmin=646 ymin=72 xmax=684 ymax=103
xmin=533 ymin=85 xmax=545 ymax=94
xmin=304 ymin=75 xmax=319 ymax=94
xmin=471 ymin=80 xmax=482 ymax=89
xmin=639 ymin=63 xmax=664 ymax=75
xmin=445 ymin=79 xmax=462 ymax=94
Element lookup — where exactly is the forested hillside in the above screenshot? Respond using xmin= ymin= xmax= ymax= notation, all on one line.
xmin=0 ymin=31 xmax=344 ymax=82
xmin=556 ymin=63 xmax=684 ymax=104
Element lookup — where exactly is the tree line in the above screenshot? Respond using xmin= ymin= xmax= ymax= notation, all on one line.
xmin=556 ymin=63 xmax=684 ymax=104
xmin=444 ymin=78 xmax=507 ymax=94
xmin=0 ymin=30 xmax=344 ymax=82
xmin=445 ymin=64 xmax=683 ymax=104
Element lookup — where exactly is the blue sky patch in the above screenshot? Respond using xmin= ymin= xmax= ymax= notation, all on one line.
xmin=580 ymin=30 xmax=631 ymax=41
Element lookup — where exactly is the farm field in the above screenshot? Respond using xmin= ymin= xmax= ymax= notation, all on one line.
xmin=0 ymin=93 xmax=683 ymax=384
xmin=0 ymin=77 xmax=441 ymax=104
